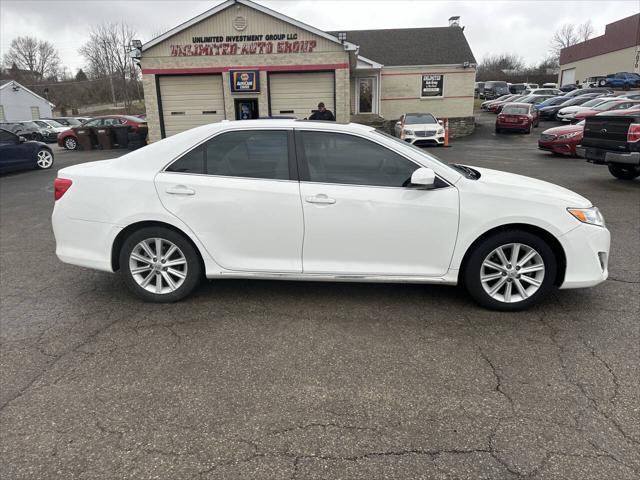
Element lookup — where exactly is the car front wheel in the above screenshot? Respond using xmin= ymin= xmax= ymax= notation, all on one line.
xmin=119 ymin=227 xmax=203 ymax=302
xmin=63 ymin=137 xmax=78 ymax=150
xmin=35 ymin=149 xmax=54 ymax=169
xmin=608 ymin=164 xmax=640 ymax=180
xmin=464 ymin=230 xmax=557 ymax=311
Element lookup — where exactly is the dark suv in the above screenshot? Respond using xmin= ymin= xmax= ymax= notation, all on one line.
xmin=483 ymin=81 xmax=510 ymax=100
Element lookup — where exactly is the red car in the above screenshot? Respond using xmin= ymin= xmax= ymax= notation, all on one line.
xmin=495 ymin=103 xmax=539 ymax=134
xmin=538 ymin=121 xmax=584 ymax=156
xmin=573 ymin=99 xmax=640 ymax=122
xmin=58 ymin=115 xmax=147 ymax=150
xmin=489 ymin=96 xmax=527 ymax=113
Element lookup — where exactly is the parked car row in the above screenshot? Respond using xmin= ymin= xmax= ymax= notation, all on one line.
xmin=57 ymin=115 xmax=148 ymax=151
xmin=0 ymin=116 xmax=87 ymax=143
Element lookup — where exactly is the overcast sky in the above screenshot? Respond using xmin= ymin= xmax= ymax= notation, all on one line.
xmin=1 ymin=0 xmax=638 ymax=74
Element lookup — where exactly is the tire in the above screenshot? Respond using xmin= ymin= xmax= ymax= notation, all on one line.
xmin=608 ymin=164 xmax=640 ymax=180
xmin=495 ymin=127 xmax=501 ymax=134
xmin=463 ymin=230 xmax=557 ymax=311
xmin=119 ymin=227 xmax=203 ymax=302
xmin=598 ymin=79 xmax=606 ymax=87
xmin=31 ymin=132 xmax=42 ymax=142
xmin=622 ymin=83 xmax=630 ymax=91
xmin=525 ymin=125 xmax=532 ymax=134
xmin=63 ymin=137 xmax=78 ymax=150
xmin=35 ymin=148 xmax=54 ymax=169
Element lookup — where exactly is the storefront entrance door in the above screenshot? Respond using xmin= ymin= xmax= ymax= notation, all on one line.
xmin=235 ymin=99 xmax=259 ymax=120
xmin=356 ymin=77 xmax=377 ymax=114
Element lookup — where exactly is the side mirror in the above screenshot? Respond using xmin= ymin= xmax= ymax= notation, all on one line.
xmin=18 ymin=136 xmax=26 ymax=143
xmin=438 ymin=120 xmax=444 ymax=126
xmin=410 ymin=167 xmax=436 ymax=189
xmin=395 ymin=121 xmax=401 ymax=126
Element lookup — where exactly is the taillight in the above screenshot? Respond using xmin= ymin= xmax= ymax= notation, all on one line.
xmin=54 ymin=178 xmax=72 ymax=200
xmin=628 ymin=123 xmax=640 ymax=143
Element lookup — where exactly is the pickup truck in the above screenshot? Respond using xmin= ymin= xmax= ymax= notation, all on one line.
xmin=577 ymin=113 xmax=640 ymax=180
xmin=598 ymin=72 xmax=640 ymax=90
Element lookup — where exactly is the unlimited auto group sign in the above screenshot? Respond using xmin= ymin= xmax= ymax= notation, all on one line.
xmin=170 ymin=33 xmax=318 ymax=56
xmin=421 ymin=74 xmax=444 ymax=97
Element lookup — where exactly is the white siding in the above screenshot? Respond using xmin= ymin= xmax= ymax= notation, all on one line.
xmin=0 ymin=83 xmax=53 ymax=122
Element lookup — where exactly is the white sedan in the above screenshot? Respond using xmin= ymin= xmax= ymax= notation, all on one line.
xmin=394 ymin=113 xmax=445 ymax=146
xmin=52 ymin=120 xmax=609 ymax=310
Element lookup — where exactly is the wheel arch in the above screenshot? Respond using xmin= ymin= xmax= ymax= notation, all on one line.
xmin=111 ymin=220 xmax=205 ymax=272
xmin=458 ymin=223 xmax=567 ymax=286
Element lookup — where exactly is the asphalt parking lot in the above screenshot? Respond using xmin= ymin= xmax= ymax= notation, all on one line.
xmin=1 ymin=114 xmax=639 ymax=479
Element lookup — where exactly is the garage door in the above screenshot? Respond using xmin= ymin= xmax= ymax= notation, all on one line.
xmin=560 ymin=68 xmax=576 ymax=86
xmin=269 ymin=72 xmax=334 ymax=119
xmin=159 ymin=75 xmax=225 ymax=137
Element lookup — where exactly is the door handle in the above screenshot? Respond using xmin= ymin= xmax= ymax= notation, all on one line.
xmin=166 ymin=185 xmax=195 ymax=196
xmin=305 ymin=194 xmax=336 ymax=205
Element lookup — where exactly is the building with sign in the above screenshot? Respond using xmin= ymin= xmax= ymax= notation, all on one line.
xmin=139 ymin=0 xmax=477 ymax=142
xmin=558 ymin=14 xmax=640 ymax=87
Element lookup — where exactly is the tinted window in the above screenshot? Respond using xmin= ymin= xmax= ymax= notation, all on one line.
xmin=167 ymin=145 xmax=205 ymax=174
xmin=204 ymin=130 xmax=289 ymax=180
xmin=84 ymin=119 xmax=102 ymax=127
xmin=300 ymin=131 xmax=417 ymax=187
xmin=0 ymin=129 xmax=16 ymax=142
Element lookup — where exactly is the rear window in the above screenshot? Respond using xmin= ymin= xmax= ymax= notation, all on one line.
xmin=502 ymin=105 xmax=530 ymax=115
xmin=404 ymin=114 xmax=436 ymax=125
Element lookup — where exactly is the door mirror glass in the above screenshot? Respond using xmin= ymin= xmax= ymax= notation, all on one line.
xmin=410 ymin=167 xmax=436 ymax=188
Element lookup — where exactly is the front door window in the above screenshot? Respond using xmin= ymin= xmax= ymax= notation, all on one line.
xmin=357 ymin=77 xmax=376 ymax=114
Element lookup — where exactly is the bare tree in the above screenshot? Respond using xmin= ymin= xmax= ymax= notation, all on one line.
xmin=79 ymin=22 xmax=140 ymax=109
xmin=477 ymin=53 xmax=525 ymax=74
xmin=550 ymin=21 xmax=595 ymax=59
xmin=577 ymin=20 xmax=595 ymax=43
xmin=2 ymin=36 xmax=61 ymax=80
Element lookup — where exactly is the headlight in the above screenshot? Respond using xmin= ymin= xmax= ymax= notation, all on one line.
xmin=567 ymin=207 xmax=605 ymax=227
xmin=403 ymin=129 xmax=414 ymax=136
xmin=558 ymin=131 xmax=581 ymax=140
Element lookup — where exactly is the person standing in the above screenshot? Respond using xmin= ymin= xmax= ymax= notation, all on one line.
xmin=309 ymin=102 xmax=335 ymax=121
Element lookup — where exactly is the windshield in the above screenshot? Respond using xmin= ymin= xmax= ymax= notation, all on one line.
xmin=21 ymin=122 xmax=38 ymax=128
xmin=65 ymin=118 xmax=82 ymax=126
xmin=581 ymin=98 xmax=609 ymax=107
xmin=404 ymin=114 xmax=436 ymax=125
xmin=46 ymin=120 xmax=64 ymax=127
xmin=593 ymin=101 xmax=622 ymax=111
xmin=502 ymin=105 xmax=529 ymax=115
xmin=34 ymin=121 xmax=50 ymax=128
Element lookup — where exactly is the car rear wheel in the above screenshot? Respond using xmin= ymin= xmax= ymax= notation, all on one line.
xmin=495 ymin=127 xmax=501 ymax=134
xmin=31 ymin=132 xmax=42 ymax=141
xmin=463 ymin=230 xmax=557 ymax=311
xmin=608 ymin=164 xmax=640 ymax=180
xmin=63 ymin=137 xmax=78 ymax=150
xmin=119 ymin=227 xmax=203 ymax=302
xmin=35 ymin=149 xmax=53 ymax=169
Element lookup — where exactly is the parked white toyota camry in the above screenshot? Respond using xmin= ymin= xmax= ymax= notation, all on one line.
xmin=52 ymin=120 xmax=609 ymax=310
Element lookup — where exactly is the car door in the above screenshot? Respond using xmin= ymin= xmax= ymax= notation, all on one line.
xmin=295 ymin=129 xmax=459 ymax=276
xmin=155 ymin=128 xmax=304 ymax=273
xmin=0 ymin=129 xmax=27 ymax=173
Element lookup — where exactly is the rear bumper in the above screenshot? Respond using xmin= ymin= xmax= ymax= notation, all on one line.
xmin=559 ymin=223 xmax=610 ymax=289
xmin=497 ymin=122 xmax=530 ymax=130
xmin=52 ymin=209 xmax=119 ymax=273
xmin=577 ymin=147 xmax=640 ymax=165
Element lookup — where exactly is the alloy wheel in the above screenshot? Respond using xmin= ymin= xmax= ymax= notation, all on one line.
xmin=480 ymin=243 xmax=545 ymax=303
xmin=129 ymin=238 xmax=188 ymax=294
xmin=65 ymin=137 xmax=77 ymax=150
xmin=36 ymin=150 xmax=53 ymax=169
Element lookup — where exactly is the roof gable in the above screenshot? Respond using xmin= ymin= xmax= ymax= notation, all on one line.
xmin=143 ymin=0 xmax=356 ymax=53
xmin=0 ymin=80 xmax=55 ymax=107
xmin=329 ymin=27 xmax=476 ymax=67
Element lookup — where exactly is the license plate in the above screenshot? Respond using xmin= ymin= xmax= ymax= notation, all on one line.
xmin=506 ymin=118 xmax=517 ymax=123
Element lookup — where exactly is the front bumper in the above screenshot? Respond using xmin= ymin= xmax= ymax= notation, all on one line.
xmin=559 ymin=223 xmax=610 ymax=289
xmin=538 ymin=142 xmax=575 ymax=156
xmin=404 ymin=135 xmax=444 ymax=146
